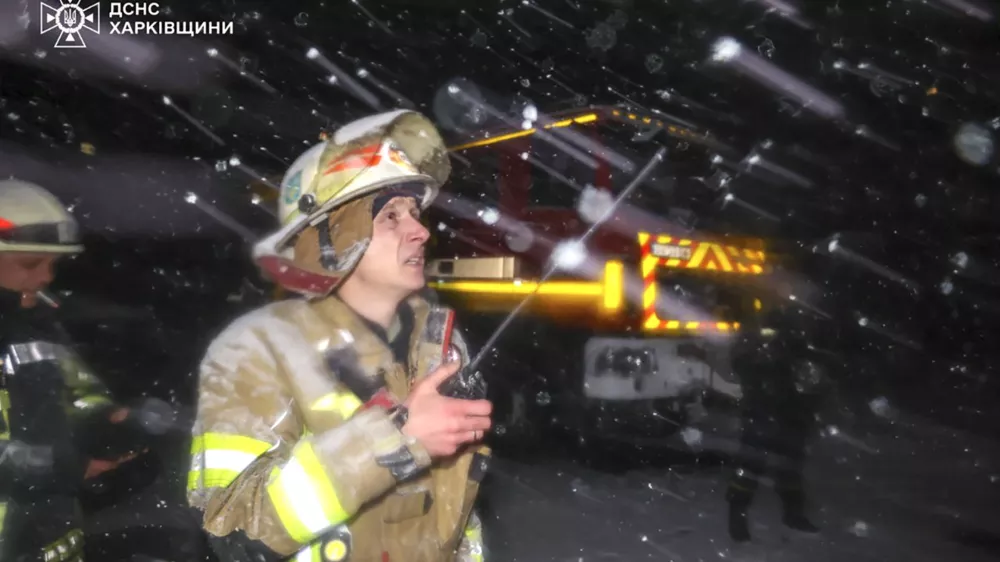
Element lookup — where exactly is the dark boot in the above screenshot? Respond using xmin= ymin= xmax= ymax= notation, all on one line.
xmin=728 ymin=502 xmax=752 ymax=543
xmin=776 ymin=474 xmax=819 ymax=534
xmin=782 ymin=505 xmax=820 ymax=534
xmin=726 ymin=477 xmax=756 ymax=543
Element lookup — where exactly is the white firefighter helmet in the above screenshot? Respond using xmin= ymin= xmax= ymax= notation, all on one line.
xmin=0 ymin=179 xmax=83 ymax=254
xmin=253 ymin=109 xmax=451 ymax=297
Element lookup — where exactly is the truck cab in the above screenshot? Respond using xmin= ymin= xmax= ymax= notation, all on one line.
xmin=427 ymin=106 xmax=773 ymax=445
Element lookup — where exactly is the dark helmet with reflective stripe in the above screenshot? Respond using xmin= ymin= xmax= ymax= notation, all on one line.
xmin=0 ymin=179 xmax=83 ymax=254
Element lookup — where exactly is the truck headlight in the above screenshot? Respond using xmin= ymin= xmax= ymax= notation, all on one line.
xmin=594 ymin=346 xmax=658 ymax=377
xmin=714 ymin=365 xmax=740 ymax=384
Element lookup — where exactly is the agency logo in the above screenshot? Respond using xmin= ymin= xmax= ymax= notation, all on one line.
xmin=40 ymin=0 xmax=101 ymax=49
xmin=283 ymin=171 xmax=303 ymax=205
xmin=387 ymin=143 xmax=419 ymax=175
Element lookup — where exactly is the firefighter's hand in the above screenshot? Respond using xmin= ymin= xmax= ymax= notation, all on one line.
xmin=402 ymin=362 xmax=492 ymax=458
xmin=84 ymin=449 xmax=147 ymax=480
xmin=109 ymin=407 xmax=130 ymax=424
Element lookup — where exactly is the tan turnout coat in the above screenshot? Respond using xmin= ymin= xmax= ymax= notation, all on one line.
xmin=187 ymin=295 xmax=488 ymax=562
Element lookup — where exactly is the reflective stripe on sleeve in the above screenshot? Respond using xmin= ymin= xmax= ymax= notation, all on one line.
xmin=73 ymin=394 xmax=113 ymax=411
xmin=266 ymin=440 xmax=349 ymax=545
xmin=188 ymin=433 xmax=273 ymax=491
xmin=310 ymin=391 xmax=363 ymax=419
xmin=8 ymin=341 xmax=72 ymax=366
xmin=1 ymin=389 xmax=10 ymax=439
xmin=41 ymin=528 xmax=84 ymax=562
xmin=464 ymin=517 xmax=484 ymax=562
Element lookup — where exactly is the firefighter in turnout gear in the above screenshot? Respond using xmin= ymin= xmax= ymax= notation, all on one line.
xmin=187 ymin=110 xmax=492 ymax=562
xmin=0 ymin=179 xmax=151 ymax=561
xmin=725 ymin=292 xmax=825 ymax=543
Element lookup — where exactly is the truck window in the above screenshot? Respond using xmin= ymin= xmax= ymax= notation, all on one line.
xmin=656 ymin=274 xmax=757 ymax=324
xmin=450 ymin=149 xmax=501 ymax=206
xmin=526 ymin=146 xmax=591 ymax=208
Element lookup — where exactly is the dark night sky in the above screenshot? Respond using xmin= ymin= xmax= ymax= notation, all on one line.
xmin=1 ymin=0 xmax=999 ymax=390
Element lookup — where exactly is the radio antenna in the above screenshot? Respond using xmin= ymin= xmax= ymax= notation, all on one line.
xmin=466 ymin=147 xmax=668 ymax=373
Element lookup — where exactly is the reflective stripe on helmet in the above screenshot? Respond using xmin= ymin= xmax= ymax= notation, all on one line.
xmin=0 ymin=180 xmax=82 ymax=253
xmin=0 ymin=220 xmax=80 ymax=246
xmin=188 ymin=432 xmax=274 ymax=491
xmin=266 ymin=440 xmax=349 ymax=545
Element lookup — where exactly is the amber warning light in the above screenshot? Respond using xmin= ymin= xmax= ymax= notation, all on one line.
xmin=431 ymin=234 xmax=767 ymax=333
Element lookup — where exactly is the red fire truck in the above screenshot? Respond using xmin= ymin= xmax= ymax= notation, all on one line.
xmin=427 ymin=106 xmax=772 ymax=446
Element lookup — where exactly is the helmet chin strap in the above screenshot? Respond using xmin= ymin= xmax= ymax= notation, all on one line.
xmin=302 ymin=192 xmax=339 ymax=272
xmin=315 ymin=218 xmax=339 ymax=271
xmin=255 ymin=255 xmax=341 ymax=298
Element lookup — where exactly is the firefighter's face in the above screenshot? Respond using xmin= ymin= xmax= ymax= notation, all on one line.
xmin=354 ymin=196 xmax=429 ymax=296
xmin=0 ymin=252 xmax=59 ymax=299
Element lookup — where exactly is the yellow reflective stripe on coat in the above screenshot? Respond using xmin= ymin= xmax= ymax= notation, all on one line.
xmin=0 ymin=502 xmax=6 ymax=534
xmin=0 ymin=389 xmax=11 ymax=440
xmin=72 ymin=394 xmax=113 ymax=411
xmin=40 ymin=528 xmax=84 ymax=562
xmin=266 ymin=440 xmax=349 ymax=545
xmin=188 ymin=432 xmax=273 ymax=491
xmin=310 ymin=391 xmax=363 ymax=419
